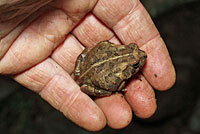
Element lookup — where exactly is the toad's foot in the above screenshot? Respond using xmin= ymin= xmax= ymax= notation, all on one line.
xmin=80 ymin=84 xmax=112 ymax=96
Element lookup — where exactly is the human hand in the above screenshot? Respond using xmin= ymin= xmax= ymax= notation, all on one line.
xmin=0 ymin=0 xmax=175 ymax=131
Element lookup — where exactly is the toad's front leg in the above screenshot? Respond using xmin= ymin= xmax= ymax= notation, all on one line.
xmin=74 ymin=48 xmax=91 ymax=76
xmin=80 ymin=84 xmax=112 ymax=96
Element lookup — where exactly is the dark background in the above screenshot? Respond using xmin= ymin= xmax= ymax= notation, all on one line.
xmin=1 ymin=0 xmax=200 ymax=133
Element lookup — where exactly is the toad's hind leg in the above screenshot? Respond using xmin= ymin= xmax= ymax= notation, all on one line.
xmin=118 ymin=81 xmax=126 ymax=91
xmin=74 ymin=48 xmax=91 ymax=76
xmin=81 ymin=84 xmax=112 ymax=96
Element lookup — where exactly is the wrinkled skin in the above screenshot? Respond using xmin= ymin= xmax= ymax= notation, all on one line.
xmin=74 ymin=40 xmax=147 ymax=96
xmin=0 ymin=0 xmax=176 ymax=131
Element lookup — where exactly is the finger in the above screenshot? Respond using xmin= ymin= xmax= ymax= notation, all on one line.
xmin=72 ymin=14 xmax=114 ymax=47
xmin=72 ymin=14 xmax=121 ymax=47
xmin=95 ymin=94 xmax=132 ymax=129
xmin=125 ymin=74 xmax=157 ymax=118
xmin=141 ymin=38 xmax=176 ymax=90
xmin=93 ymin=0 xmax=176 ymax=91
xmin=51 ymin=34 xmax=84 ymax=74
xmin=14 ymin=58 xmax=106 ymax=131
xmin=0 ymin=0 xmax=97 ymax=75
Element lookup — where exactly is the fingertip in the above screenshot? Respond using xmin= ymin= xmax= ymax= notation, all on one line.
xmin=126 ymin=75 xmax=157 ymax=119
xmin=134 ymin=99 xmax=157 ymax=119
xmin=141 ymin=37 xmax=176 ymax=91
xmin=61 ymin=92 xmax=106 ymax=131
xmin=154 ymin=66 xmax=176 ymax=91
xmin=95 ymin=93 xmax=132 ymax=129
xmin=83 ymin=110 xmax=107 ymax=131
xmin=84 ymin=101 xmax=107 ymax=131
xmin=81 ymin=102 xmax=107 ymax=131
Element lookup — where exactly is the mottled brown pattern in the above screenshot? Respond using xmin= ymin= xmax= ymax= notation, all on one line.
xmin=74 ymin=40 xmax=147 ymax=96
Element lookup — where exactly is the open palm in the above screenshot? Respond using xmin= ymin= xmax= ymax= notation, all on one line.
xmin=0 ymin=0 xmax=175 ymax=131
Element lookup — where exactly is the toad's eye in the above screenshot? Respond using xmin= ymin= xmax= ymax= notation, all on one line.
xmin=133 ymin=62 xmax=140 ymax=69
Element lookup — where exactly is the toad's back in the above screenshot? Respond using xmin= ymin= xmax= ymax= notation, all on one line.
xmin=79 ymin=41 xmax=135 ymax=75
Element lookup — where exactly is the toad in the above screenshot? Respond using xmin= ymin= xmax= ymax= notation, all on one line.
xmin=73 ymin=40 xmax=147 ymax=96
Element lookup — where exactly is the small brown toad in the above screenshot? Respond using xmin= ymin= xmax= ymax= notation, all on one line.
xmin=73 ymin=40 xmax=147 ymax=96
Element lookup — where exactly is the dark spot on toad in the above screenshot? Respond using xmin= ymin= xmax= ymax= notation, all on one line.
xmin=154 ymin=74 xmax=158 ymax=78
